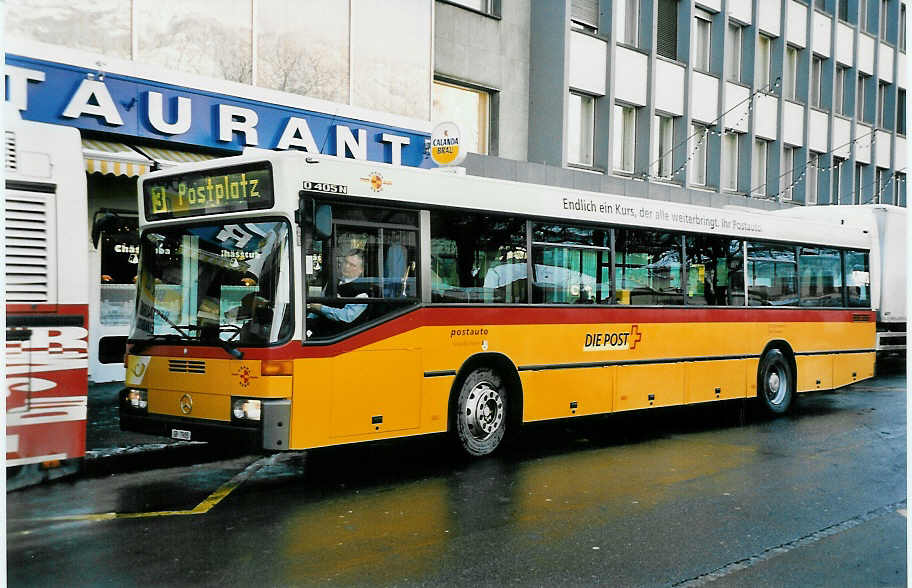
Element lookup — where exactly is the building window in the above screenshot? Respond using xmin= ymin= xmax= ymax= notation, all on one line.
xmin=757 ymin=35 xmax=772 ymax=89
xmin=571 ymin=19 xmax=598 ymax=33
xmin=810 ymin=55 xmax=823 ymax=107
xmin=726 ymin=22 xmax=742 ymax=82
xmin=896 ymin=172 xmax=907 ymax=205
xmin=859 ymin=0 xmax=868 ymax=32
xmin=722 ymin=132 xmax=739 ymax=190
xmin=835 ymin=65 xmax=848 ymax=115
xmin=351 ymin=0 xmax=432 ymax=119
xmin=881 ymin=0 xmax=890 ymax=38
xmin=784 ymin=47 xmax=799 ymax=101
xmin=690 ymin=124 xmax=708 ymax=185
xmin=568 ymin=92 xmax=595 ymax=166
xmin=875 ymin=167 xmax=889 ymax=203
xmin=613 ymin=104 xmax=636 ymax=173
xmin=7 ymin=0 xmax=131 ymax=58
xmin=854 ymin=162 xmax=865 ymax=204
xmin=446 ymin=0 xmax=493 ymax=14
xmin=898 ymin=89 xmax=906 ymax=134
xmin=814 ymin=0 xmax=827 ymax=10
xmin=781 ymin=146 xmax=795 ymax=200
xmin=857 ymin=74 xmax=869 ymax=121
xmin=877 ymin=81 xmax=888 ymax=128
xmin=655 ymin=114 xmax=675 ymax=179
xmin=432 ymin=80 xmax=491 ymax=155
xmin=833 ymin=157 xmax=845 ymax=203
xmin=901 ymin=4 xmax=907 ymax=51
xmin=693 ymin=15 xmax=712 ymax=71
xmin=616 ymin=0 xmax=639 ymax=46
xmin=838 ymin=0 xmax=849 ymax=20
xmin=137 ymin=0 xmax=253 ymax=84
xmin=571 ymin=0 xmax=599 ymax=32
xmin=657 ymin=0 xmax=678 ymax=60
xmin=752 ymin=139 xmax=768 ymax=196
xmin=807 ymin=152 xmax=820 ymax=205
xmin=255 ymin=1 xmax=350 ymax=103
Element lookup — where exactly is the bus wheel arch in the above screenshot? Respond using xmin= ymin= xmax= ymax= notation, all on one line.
xmin=757 ymin=341 xmax=796 ymax=414
xmin=449 ymin=353 xmax=523 ymax=456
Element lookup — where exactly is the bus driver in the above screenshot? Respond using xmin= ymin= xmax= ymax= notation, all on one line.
xmin=306 ymin=249 xmax=370 ymax=325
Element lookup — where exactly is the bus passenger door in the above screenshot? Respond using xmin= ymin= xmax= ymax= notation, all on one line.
xmin=330 ymin=350 xmax=421 ymax=438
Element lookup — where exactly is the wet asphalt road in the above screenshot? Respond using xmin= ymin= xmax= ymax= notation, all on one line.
xmin=8 ymin=365 xmax=906 ymax=587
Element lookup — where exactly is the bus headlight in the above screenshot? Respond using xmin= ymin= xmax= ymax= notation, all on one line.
xmin=125 ymin=388 xmax=148 ymax=410
xmin=232 ymin=398 xmax=262 ymax=421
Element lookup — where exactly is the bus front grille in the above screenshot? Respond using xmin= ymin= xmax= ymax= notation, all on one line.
xmin=168 ymin=360 xmax=206 ymax=374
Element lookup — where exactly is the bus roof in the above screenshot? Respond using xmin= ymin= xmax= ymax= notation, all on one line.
xmin=140 ymin=150 xmax=873 ymax=250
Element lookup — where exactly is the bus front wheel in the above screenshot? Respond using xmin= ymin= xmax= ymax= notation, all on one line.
xmin=454 ymin=367 xmax=507 ymax=457
xmin=757 ymin=348 xmax=793 ymax=414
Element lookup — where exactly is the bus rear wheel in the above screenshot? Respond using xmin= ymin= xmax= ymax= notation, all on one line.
xmin=454 ymin=367 xmax=507 ymax=457
xmin=758 ymin=348 xmax=793 ymax=415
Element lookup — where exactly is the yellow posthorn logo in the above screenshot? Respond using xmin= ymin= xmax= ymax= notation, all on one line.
xmin=359 ymin=171 xmax=391 ymax=192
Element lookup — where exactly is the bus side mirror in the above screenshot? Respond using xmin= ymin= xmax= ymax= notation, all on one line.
xmin=295 ymin=195 xmax=332 ymax=239
xmin=314 ymin=204 xmax=333 ymax=239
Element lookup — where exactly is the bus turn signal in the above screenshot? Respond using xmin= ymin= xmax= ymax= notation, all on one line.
xmin=261 ymin=359 xmax=293 ymax=376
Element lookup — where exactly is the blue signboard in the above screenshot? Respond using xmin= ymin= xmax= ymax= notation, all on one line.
xmin=5 ymin=54 xmax=431 ymax=167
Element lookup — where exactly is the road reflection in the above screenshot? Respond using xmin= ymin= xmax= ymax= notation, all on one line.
xmin=255 ymin=400 xmax=788 ymax=584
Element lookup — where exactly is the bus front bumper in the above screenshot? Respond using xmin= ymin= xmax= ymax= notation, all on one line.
xmin=119 ymin=390 xmax=291 ymax=451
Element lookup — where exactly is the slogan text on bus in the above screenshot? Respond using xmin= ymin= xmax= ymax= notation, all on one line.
xmin=562 ymin=196 xmax=763 ymax=233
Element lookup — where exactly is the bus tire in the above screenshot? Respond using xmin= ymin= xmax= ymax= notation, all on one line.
xmin=454 ymin=367 xmax=507 ymax=457
xmin=757 ymin=348 xmax=793 ymax=415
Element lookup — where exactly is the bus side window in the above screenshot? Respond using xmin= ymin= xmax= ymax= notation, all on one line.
xmin=430 ymin=210 xmax=527 ymax=304
xmin=685 ymin=235 xmax=743 ymax=306
xmin=747 ymin=242 xmax=798 ymax=306
xmin=383 ymin=231 xmax=417 ymax=298
xmin=845 ymin=250 xmax=870 ymax=307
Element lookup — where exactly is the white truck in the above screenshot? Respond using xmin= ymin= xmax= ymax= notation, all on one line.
xmin=772 ymin=204 xmax=907 ymax=358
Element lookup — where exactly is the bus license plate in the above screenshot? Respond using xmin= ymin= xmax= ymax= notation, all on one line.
xmin=171 ymin=429 xmax=191 ymax=441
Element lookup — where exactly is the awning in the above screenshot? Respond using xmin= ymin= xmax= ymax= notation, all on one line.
xmin=82 ymin=140 xmax=221 ymax=177
xmin=133 ymin=145 xmax=218 ymax=168
xmin=82 ymin=139 xmax=152 ymax=177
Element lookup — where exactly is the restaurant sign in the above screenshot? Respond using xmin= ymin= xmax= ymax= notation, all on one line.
xmin=4 ymin=54 xmax=431 ymax=167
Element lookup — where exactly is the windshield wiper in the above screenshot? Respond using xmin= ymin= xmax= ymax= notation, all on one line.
xmin=185 ymin=325 xmax=244 ymax=360
xmin=131 ymin=308 xmax=244 ymax=359
xmin=129 ymin=330 xmax=244 ymax=359
xmin=153 ymin=307 xmax=193 ymax=339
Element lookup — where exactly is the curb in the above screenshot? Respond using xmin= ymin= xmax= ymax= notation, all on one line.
xmin=83 ymin=442 xmax=253 ymax=477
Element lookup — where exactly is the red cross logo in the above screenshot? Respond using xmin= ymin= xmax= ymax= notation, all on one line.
xmin=629 ymin=325 xmax=643 ymax=350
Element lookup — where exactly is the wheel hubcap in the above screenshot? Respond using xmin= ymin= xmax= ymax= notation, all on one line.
xmin=465 ymin=382 xmax=504 ymax=440
xmin=766 ymin=366 xmax=787 ymax=405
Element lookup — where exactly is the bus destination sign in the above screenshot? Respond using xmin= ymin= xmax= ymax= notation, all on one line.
xmin=143 ymin=163 xmax=274 ymax=220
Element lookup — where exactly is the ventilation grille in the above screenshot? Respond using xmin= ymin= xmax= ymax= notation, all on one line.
xmin=5 ymin=131 xmax=16 ymax=171
xmin=5 ymin=193 xmax=50 ymax=302
xmin=852 ymin=313 xmax=872 ymax=322
xmin=169 ymin=359 xmax=206 ymax=374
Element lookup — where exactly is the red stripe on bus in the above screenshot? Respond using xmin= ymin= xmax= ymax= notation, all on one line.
xmin=7 ymin=304 xmax=88 ymax=315
xmin=132 ymin=306 xmax=874 ymax=360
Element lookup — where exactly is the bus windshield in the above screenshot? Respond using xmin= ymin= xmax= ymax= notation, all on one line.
xmin=130 ymin=220 xmax=293 ymax=347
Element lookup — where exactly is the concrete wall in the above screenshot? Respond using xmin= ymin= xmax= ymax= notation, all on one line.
xmin=434 ymin=0 xmax=532 ymax=160
xmin=462 ymin=153 xmax=790 ymax=211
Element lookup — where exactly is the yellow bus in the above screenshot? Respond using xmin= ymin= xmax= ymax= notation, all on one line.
xmin=121 ymin=152 xmax=876 ymax=456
